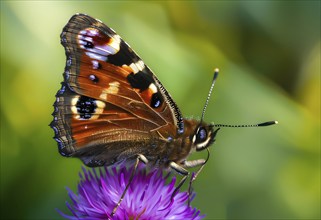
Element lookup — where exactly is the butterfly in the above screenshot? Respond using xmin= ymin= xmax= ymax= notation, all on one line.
xmin=51 ymin=13 xmax=277 ymax=215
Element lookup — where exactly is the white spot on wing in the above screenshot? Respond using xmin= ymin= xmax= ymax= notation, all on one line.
xmin=85 ymin=52 xmax=107 ymax=62
xmin=129 ymin=63 xmax=139 ymax=74
xmin=77 ymin=30 xmax=122 ymax=61
xmin=137 ymin=60 xmax=145 ymax=71
xmin=71 ymin=96 xmax=80 ymax=106
xmin=71 ymin=96 xmax=80 ymax=118
xmin=107 ymin=81 xmax=120 ymax=94
xmin=91 ymin=60 xmax=100 ymax=69
xmin=95 ymin=100 xmax=106 ymax=109
xmin=90 ymin=100 xmax=106 ymax=120
xmin=149 ymin=83 xmax=158 ymax=94
xmin=99 ymin=89 xmax=108 ymax=100
xmin=129 ymin=60 xmax=145 ymax=74
xmin=99 ymin=81 xmax=120 ymax=100
xmin=71 ymin=106 xmax=78 ymax=115
xmin=109 ymin=35 xmax=121 ymax=53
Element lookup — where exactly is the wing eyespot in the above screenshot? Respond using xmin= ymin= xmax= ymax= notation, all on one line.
xmin=151 ymin=92 xmax=163 ymax=108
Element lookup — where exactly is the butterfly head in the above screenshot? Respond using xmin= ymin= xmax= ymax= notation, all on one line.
xmin=191 ymin=123 xmax=219 ymax=151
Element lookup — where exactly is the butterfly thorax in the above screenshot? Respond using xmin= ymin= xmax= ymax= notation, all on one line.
xmin=147 ymin=119 xmax=217 ymax=168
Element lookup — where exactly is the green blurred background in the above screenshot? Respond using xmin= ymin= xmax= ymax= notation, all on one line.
xmin=1 ymin=1 xmax=320 ymax=219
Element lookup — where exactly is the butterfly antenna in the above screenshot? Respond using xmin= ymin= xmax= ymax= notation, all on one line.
xmin=215 ymin=120 xmax=278 ymax=128
xmin=201 ymin=68 xmax=219 ymax=122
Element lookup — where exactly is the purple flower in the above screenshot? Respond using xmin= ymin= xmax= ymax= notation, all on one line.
xmin=59 ymin=164 xmax=203 ymax=220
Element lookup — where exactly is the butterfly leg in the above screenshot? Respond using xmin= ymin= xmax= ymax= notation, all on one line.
xmin=169 ymin=161 xmax=189 ymax=202
xmin=184 ymin=159 xmax=206 ymax=206
xmin=111 ymin=154 xmax=148 ymax=217
xmin=167 ymin=154 xmax=209 ymax=207
xmin=184 ymin=148 xmax=210 ymax=205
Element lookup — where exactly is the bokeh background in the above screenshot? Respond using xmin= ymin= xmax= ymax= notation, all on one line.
xmin=1 ymin=1 xmax=320 ymax=219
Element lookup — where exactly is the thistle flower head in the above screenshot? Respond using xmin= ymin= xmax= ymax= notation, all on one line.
xmin=59 ymin=165 xmax=203 ymax=220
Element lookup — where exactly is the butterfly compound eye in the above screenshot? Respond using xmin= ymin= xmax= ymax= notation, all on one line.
xmin=196 ymin=127 xmax=207 ymax=143
xmin=192 ymin=126 xmax=213 ymax=151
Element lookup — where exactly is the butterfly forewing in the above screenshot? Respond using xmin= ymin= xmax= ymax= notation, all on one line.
xmin=51 ymin=14 xmax=184 ymax=166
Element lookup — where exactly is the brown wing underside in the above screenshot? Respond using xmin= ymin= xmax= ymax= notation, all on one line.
xmin=51 ymin=14 xmax=184 ymax=166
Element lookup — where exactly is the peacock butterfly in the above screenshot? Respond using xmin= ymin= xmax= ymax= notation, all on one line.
xmin=51 ymin=13 xmax=277 ymax=215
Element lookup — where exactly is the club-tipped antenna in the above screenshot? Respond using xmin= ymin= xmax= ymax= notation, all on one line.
xmin=215 ymin=120 xmax=278 ymax=128
xmin=201 ymin=68 xmax=219 ymax=122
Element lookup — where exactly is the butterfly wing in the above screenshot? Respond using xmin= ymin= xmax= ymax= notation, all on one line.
xmin=51 ymin=14 xmax=184 ymax=166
